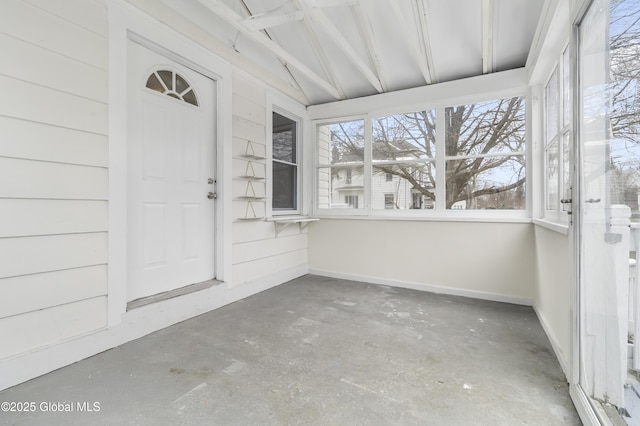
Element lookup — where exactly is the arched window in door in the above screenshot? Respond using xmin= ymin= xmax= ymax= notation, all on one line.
xmin=145 ymin=70 xmax=199 ymax=106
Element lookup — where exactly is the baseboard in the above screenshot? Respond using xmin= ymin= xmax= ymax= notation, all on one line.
xmin=0 ymin=264 xmax=308 ymax=391
xmin=532 ymin=305 xmax=569 ymax=377
xmin=309 ymin=269 xmax=533 ymax=306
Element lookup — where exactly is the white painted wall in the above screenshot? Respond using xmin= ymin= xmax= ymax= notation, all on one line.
xmin=0 ymin=0 xmax=109 ymax=359
xmin=533 ymin=226 xmax=572 ymax=374
xmin=309 ymin=219 xmax=535 ymax=304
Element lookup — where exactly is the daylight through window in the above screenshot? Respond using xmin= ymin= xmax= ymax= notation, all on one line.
xmin=315 ymin=96 xmax=526 ymax=215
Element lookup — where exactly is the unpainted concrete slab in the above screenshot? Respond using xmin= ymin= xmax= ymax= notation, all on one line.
xmin=0 ymin=275 xmax=580 ymax=425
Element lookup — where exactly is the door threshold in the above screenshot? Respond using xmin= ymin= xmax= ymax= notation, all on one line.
xmin=127 ymin=279 xmax=223 ymax=311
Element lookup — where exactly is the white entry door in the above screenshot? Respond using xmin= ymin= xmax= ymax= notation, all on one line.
xmin=127 ymin=41 xmax=216 ymax=301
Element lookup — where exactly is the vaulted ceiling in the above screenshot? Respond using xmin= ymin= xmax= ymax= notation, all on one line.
xmin=156 ymin=0 xmax=545 ymax=106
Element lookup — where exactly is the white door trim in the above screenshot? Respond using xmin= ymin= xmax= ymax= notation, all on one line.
xmin=108 ymin=0 xmax=233 ymax=327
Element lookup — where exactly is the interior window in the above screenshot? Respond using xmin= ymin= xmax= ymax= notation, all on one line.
xmin=272 ymin=112 xmax=299 ymax=212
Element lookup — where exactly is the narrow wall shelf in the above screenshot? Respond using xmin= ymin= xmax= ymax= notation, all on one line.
xmin=235 ymin=139 xmax=266 ymax=220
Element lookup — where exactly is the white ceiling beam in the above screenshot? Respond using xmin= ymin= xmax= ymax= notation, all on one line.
xmin=482 ymin=0 xmax=495 ymax=74
xmin=295 ymin=0 xmax=384 ymax=93
xmin=389 ymin=0 xmax=433 ymax=85
xmin=308 ymin=0 xmax=357 ymax=7
xmin=197 ymin=0 xmax=341 ymax=100
xmin=351 ymin=0 xmax=388 ymax=92
xmin=414 ymin=0 xmax=437 ymax=84
xmin=299 ymin=18 xmax=348 ymax=99
xmin=243 ymin=10 xmax=305 ymax=31
xmin=239 ymin=1 xmax=310 ymax=104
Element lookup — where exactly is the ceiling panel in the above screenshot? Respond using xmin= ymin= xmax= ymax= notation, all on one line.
xmin=151 ymin=0 xmax=544 ymax=106
xmin=427 ymin=0 xmax=483 ymax=83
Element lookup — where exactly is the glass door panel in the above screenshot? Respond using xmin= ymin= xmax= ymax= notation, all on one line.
xmin=578 ymin=0 xmax=640 ymax=422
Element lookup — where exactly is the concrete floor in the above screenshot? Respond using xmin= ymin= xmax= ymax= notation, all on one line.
xmin=0 ymin=275 xmax=580 ymax=425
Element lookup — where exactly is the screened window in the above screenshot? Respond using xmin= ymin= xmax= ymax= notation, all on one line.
xmin=272 ymin=112 xmax=299 ymax=212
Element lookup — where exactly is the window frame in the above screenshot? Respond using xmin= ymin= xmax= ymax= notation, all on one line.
xmin=271 ymin=108 xmax=302 ymax=216
xmin=543 ymin=43 xmax=572 ymax=224
xmin=312 ymin=90 xmax=529 ymax=220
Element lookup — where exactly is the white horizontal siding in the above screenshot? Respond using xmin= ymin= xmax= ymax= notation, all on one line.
xmin=232 ymin=138 xmax=267 ymax=159
xmin=0 ymin=265 xmax=107 ymax=319
xmin=23 ymin=0 xmax=108 ymax=37
xmin=0 ymin=116 xmax=108 ymax=167
xmin=232 ymin=115 xmax=266 ymax=143
xmin=0 ymin=75 xmax=107 ymax=135
xmin=232 ymin=158 xmax=266 ymax=179
xmin=0 ymin=233 xmax=107 ymax=279
xmin=0 ymin=157 xmax=108 ymax=200
xmin=233 ymin=220 xmax=302 ymax=244
xmin=0 ymin=33 xmax=108 ymax=102
xmin=232 ymin=249 xmax=308 ymax=286
xmin=232 ymin=73 xmax=266 ymax=106
xmin=0 ymin=0 xmax=108 ymax=70
xmin=232 ymin=200 xmax=266 ymax=220
xmin=232 ymin=93 xmax=266 ymax=124
xmin=230 ymin=75 xmax=308 ymax=286
xmin=0 ymin=0 xmax=109 ymax=362
xmin=0 ymin=296 xmax=107 ymax=359
xmin=0 ymin=199 xmax=107 ymax=237
xmin=232 ymin=179 xmax=266 ymax=198
xmin=233 ymin=233 xmax=308 ymax=265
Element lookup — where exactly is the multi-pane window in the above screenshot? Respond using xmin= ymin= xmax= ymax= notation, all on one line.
xmin=345 ymin=195 xmax=359 ymax=208
xmin=384 ymin=193 xmax=395 ymax=209
xmin=445 ymin=97 xmax=526 ymax=210
xmin=315 ymin=95 xmax=526 ymax=215
xmin=412 ymin=192 xmax=423 ymax=209
xmin=544 ymin=46 xmax=572 ymax=220
xmin=272 ymin=112 xmax=298 ymax=212
xmin=372 ymin=111 xmax=436 ymax=210
xmin=316 ymin=119 xmax=365 ymax=210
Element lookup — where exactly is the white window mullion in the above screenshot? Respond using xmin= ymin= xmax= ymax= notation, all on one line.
xmin=364 ymin=114 xmax=373 ymax=213
xmin=435 ymin=106 xmax=446 ymax=212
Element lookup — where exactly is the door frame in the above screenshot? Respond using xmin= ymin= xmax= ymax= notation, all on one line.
xmin=107 ymin=1 xmax=233 ymax=326
xmin=569 ymin=0 xmax=619 ymax=424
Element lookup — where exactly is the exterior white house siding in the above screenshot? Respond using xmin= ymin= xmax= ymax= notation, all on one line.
xmin=327 ymin=169 xmax=426 ymax=210
xmin=0 ymin=0 xmax=109 ymax=360
xmin=0 ymin=0 xmax=310 ymax=390
xmin=231 ymin=74 xmax=309 ymax=287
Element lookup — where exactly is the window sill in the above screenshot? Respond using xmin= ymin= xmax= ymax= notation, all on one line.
xmin=312 ymin=213 xmax=532 ymax=225
xmin=266 ymin=216 xmax=319 ymax=224
xmin=533 ymin=218 xmax=570 ymax=235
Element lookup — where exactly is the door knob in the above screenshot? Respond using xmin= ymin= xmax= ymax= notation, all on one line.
xmin=207 ymin=192 xmax=217 ymax=200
